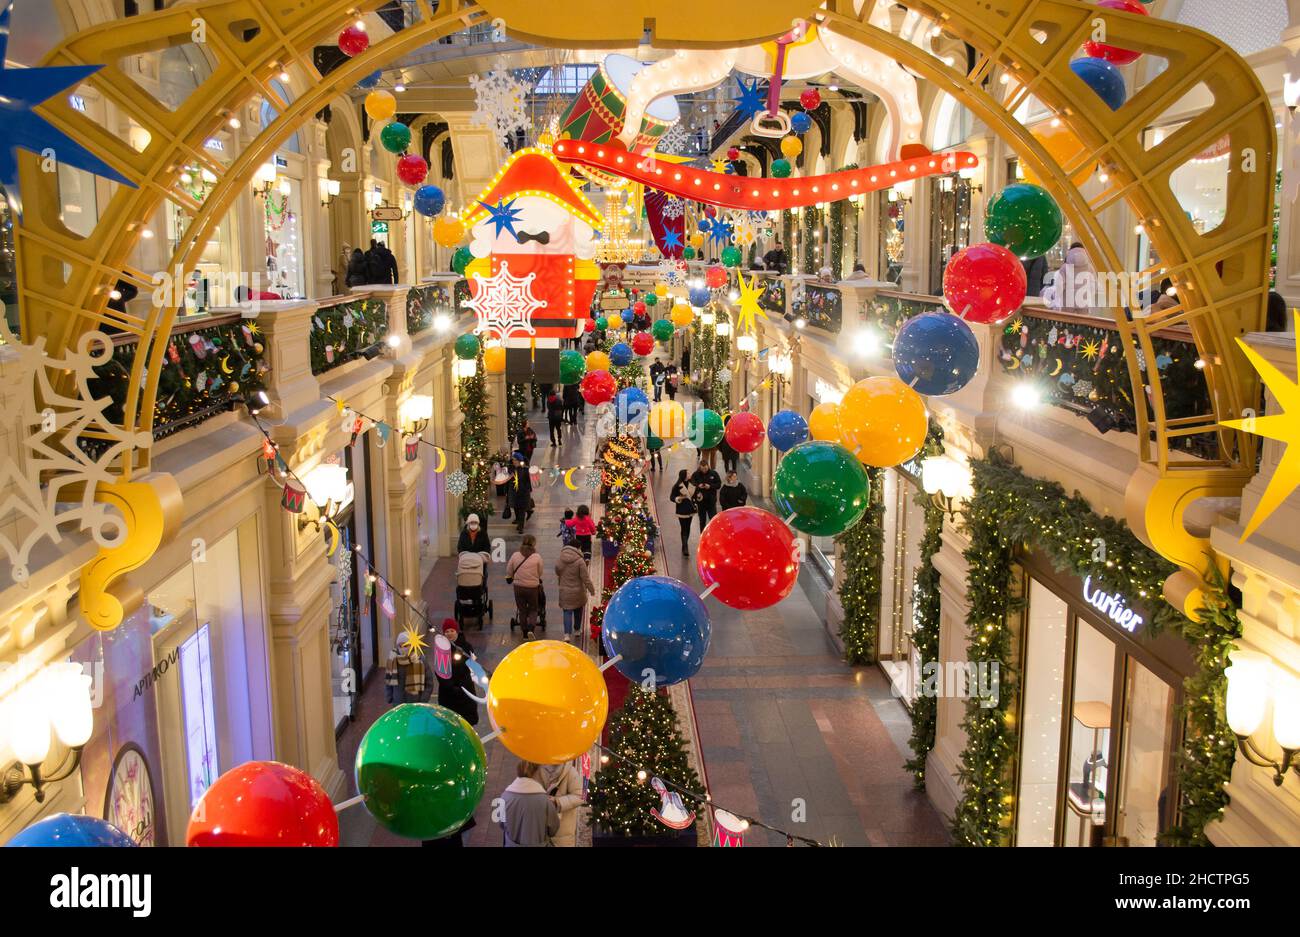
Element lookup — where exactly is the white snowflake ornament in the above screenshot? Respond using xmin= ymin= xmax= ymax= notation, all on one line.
xmin=465 ymin=260 xmax=547 ymax=339
xmin=468 ymin=69 xmax=531 ymax=142
xmin=446 ymin=471 xmax=469 ymax=496
xmin=661 ymin=196 xmax=685 ymax=220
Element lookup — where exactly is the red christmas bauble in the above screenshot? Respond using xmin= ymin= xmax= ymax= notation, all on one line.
xmin=1080 ymin=0 xmax=1147 ymax=65
xmin=584 ymin=319 xmax=596 ymax=333
xmin=696 ymin=507 xmax=798 ymax=610
xmin=705 ymin=265 xmax=728 ymax=289
xmin=580 ymin=369 xmax=617 ymax=405
xmin=633 ymin=300 xmax=647 ymax=315
xmin=338 ymin=25 xmax=370 ymax=57
xmin=187 ymin=761 xmax=338 ymax=847
xmin=942 ymin=242 xmax=1027 ymax=325
xmin=631 ymin=331 xmax=655 ymax=356
xmin=396 ymin=154 xmax=429 ymax=186
xmin=800 ymin=88 xmax=822 ymax=110
xmin=630 ymin=288 xmax=639 ymax=296
xmin=724 ymin=411 xmax=765 ymax=453
xmin=726 ymin=146 xmax=740 ymax=161
xmin=704 ymin=205 xmax=717 ymax=218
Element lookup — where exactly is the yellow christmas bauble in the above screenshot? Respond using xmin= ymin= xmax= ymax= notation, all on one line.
xmin=365 ymin=90 xmax=397 ymax=122
xmin=669 ymin=304 xmax=694 ymax=327
xmin=838 ymin=376 xmax=928 ymax=467
xmin=607 ymin=313 xmax=623 ymax=330
xmin=585 ymin=350 xmax=611 ymax=372
xmin=487 ymin=641 xmax=608 ymax=764
xmin=648 ymin=401 xmax=686 ymax=439
xmin=484 ymin=345 xmax=506 ymax=373
xmin=434 ymin=216 xmax=466 ymax=248
xmin=780 ymin=136 xmax=803 ymax=159
xmin=654 ymin=283 xmax=669 ymax=298
xmin=808 ymin=401 xmax=843 ymax=443
xmin=689 ymin=232 xmax=705 ymax=249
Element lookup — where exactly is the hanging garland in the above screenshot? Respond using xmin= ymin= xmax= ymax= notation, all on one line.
xmin=834 ymin=465 xmax=884 ymax=665
xmin=905 ymin=423 xmax=947 ymax=788
xmin=457 ymin=345 xmax=493 ymax=522
xmin=506 ymin=382 xmax=527 ymax=440
xmin=951 ymin=454 xmax=1239 ymax=846
xmin=310 ymin=297 xmax=388 ymax=373
xmin=801 ymin=205 xmax=817 ymax=274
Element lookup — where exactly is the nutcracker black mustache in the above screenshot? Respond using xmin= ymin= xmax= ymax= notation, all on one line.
xmin=515 ymin=230 xmax=550 ymax=244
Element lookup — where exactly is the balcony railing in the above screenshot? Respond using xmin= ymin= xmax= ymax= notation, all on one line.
xmin=310 ymin=295 xmax=389 ymax=375
xmin=406 ymin=282 xmax=454 ymax=336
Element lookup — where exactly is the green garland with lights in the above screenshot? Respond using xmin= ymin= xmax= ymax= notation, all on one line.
xmin=310 ymin=297 xmax=388 ymax=374
xmin=905 ymin=423 xmax=947 ymax=788
xmin=457 ymin=345 xmax=493 ymax=523
xmin=834 ymin=466 xmax=884 ymax=665
xmin=506 ymin=382 xmax=527 ymax=440
xmin=802 ymin=205 xmax=818 ymax=274
xmin=952 ymin=453 xmax=1238 ymax=845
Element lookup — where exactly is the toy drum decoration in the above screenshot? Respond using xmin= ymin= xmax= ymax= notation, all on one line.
xmin=404 ymin=434 xmax=421 ymax=462
xmin=712 ymin=808 xmax=747 ymax=847
xmin=558 ymin=53 xmax=681 ymax=186
xmin=281 ymin=479 xmax=306 ymax=513
xmin=433 ymin=634 xmax=454 ymax=680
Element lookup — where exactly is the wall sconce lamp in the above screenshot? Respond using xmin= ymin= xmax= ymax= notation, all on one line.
xmin=0 ymin=663 xmax=94 ymax=804
xmin=298 ymin=462 xmax=352 ymax=533
xmin=453 ymin=358 xmax=478 ymax=380
xmin=715 ymin=320 xmax=732 ymax=337
xmin=767 ymin=349 xmax=793 ymax=383
xmin=252 ymin=161 xmax=277 ymax=197
xmin=920 ymin=455 xmax=973 ymax=520
xmin=1225 ymin=650 xmax=1300 ymax=786
xmin=737 ymin=333 xmax=758 ymax=357
xmin=700 ymin=311 xmax=717 ymax=327
xmin=401 ymin=394 xmax=434 ymax=436
xmin=1285 ymin=73 xmax=1300 ymax=117
xmin=320 ymin=177 xmax=341 ymax=205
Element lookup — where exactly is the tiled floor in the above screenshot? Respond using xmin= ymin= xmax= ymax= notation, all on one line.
xmin=337 ymin=386 xmax=949 ymax=847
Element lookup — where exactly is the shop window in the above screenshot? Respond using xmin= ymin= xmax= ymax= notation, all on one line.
xmin=263 ymin=176 xmax=305 ymax=298
xmin=928 ymin=174 xmax=971 ymax=295
xmin=878 ymin=192 xmax=905 ymax=285
xmin=179 ymin=624 xmax=218 ymax=806
xmin=120 ymin=43 xmax=213 ymax=113
xmin=259 ymin=79 xmax=301 ymax=154
xmin=1015 ymin=578 xmax=1069 ymax=846
xmin=1064 ymin=624 xmax=1115 ymax=847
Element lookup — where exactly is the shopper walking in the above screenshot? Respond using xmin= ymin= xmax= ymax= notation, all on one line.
xmin=650 ymin=358 xmax=666 ymax=402
xmin=457 ymin=514 xmax=490 ymax=555
xmin=690 ymin=460 xmax=720 ymax=532
xmin=538 ymin=760 xmax=584 ymax=846
xmin=434 ymin=619 xmax=479 ymax=726
xmin=671 ymin=470 xmax=697 ymax=557
xmin=345 ymin=247 xmax=368 ymax=287
xmin=718 ymin=416 xmax=739 ymax=474
xmin=719 ymin=470 xmax=748 ymax=510
xmin=546 ymin=389 xmax=565 ymax=446
xmin=506 ymin=534 xmax=544 ymax=638
xmin=510 ymin=452 xmax=534 ymax=534
xmin=563 ymin=382 xmax=581 ymax=425
xmin=664 ymin=363 xmax=679 ymax=401
xmin=569 ymin=503 xmax=596 ymax=561
xmin=554 ymin=532 xmax=596 ymax=642
xmin=500 ymin=761 xmax=559 ymax=847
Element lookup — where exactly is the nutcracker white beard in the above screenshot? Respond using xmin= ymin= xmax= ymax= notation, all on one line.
xmin=468 ymin=196 xmax=596 ymax=260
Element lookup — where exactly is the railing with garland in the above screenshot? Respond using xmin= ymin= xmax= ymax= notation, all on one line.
xmin=309 ymin=294 xmax=389 ymax=375
xmin=406 ymin=281 xmax=455 ymax=336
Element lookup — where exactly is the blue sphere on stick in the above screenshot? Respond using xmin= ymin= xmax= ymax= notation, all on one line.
xmin=413 ymin=185 xmax=446 ymax=217
xmin=601 ymin=576 xmax=711 ymax=687
xmin=767 ymin=409 xmax=809 ymax=452
xmin=609 ymin=341 xmax=634 ymax=366
xmin=892 ymin=312 xmax=980 ymax=396
xmin=1070 ymin=57 xmax=1127 ymax=111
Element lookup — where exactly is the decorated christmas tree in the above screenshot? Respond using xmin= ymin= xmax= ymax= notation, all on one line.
xmin=587 ymin=686 xmax=701 ymax=838
xmin=458 ymin=345 xmax=493 ymax=522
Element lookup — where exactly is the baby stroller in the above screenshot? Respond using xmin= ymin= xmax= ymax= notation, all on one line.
xmin=508 ymin=584 xmax=547 ymax=634
xmin=454 ymin=552 xmax=493 ymax=630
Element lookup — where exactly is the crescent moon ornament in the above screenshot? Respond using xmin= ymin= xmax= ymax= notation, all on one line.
xmin=563 ymin=468 xmax=579 ymax=491
xmin=219 ymin=354 xmax=233 ymax=375
xmin=432 ymin=446 xmax=447 ymax=473
xmin=324 ymin=520 xmax=341 ymax=557
xmin=1050 ymin=358 xmax=1063 ymax=377
xmin=1006 ymin=355 xmax=1021 ymax=371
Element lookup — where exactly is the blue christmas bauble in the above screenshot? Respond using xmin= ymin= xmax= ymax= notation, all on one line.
xmin=357 ymin=69 xmax=383 ymax=90
xmin=614 ymin=386 xmax=649 ymax=424
xmin=609 ymin=341 xmax=634 ymax=366
xmin=6 ymin=814 xmax=136 ymax=847
xmin=790 ymin=111 xmax=813 ymax=134
xmin=601 ymin=576 xmax=711 ymax=687
xmin=767 ymin=409 xmax=809 ymax=452
xmin=688 ymin=286 xmax=711 ymax=308
xmin=892 ymin=312 xmax=980 ymax=397
xmin=413 ymin=185 xmax=446 ymax=217
xmin=1070 ymin=56 xmax=1127 ymax=111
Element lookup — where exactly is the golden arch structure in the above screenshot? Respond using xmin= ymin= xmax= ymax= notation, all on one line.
xmin=11 ymin=0 xmax=1273 ymax=625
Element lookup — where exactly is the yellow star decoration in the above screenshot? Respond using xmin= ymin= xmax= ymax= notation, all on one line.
xmin=1080 ymin=339 xmax=1100 ymax=361
xmin=401 ymin=626 xmax=428 ymax=656
xmin=1008 ymin=317 xmax=1023 ymax=334
xmin=735 ymin=274 xmax=768 ymax=336
xmin=711 ymin=159 xmax=728 ymax=175
xmin=1222 ymin=325 xmax=1300 ymax=540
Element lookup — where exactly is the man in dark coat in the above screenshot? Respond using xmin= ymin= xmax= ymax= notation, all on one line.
xmin=689 ymin=460 xmax=721 ymax=532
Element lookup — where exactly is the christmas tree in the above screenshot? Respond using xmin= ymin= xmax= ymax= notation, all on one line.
xmin=458 ymin=345 xmax=493 ymax=522
xmin=587 ymin=686 xmax=702 ymax=838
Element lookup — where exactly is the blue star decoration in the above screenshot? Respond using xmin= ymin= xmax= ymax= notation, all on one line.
xmin=660 ymin=227 xmax=683 ymax=251
xmin=0 ymin=2 xmax=133 ymax=204
xmin=708 ymin=218 xmax=734 ymax=248
xmin=477 ymin=197 xmax=524 ymax=238
xmin=731 ymin=76 xmax=768 ymax=119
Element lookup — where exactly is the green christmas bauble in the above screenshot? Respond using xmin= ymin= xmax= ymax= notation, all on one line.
xmin=380 ymin=121 xmax=412 ymax=155
xmin=772 ymin=440 xmax=871 ymax=537
xmin=559 ymin=349 xmax=586 ymax=385
xmin=686 ymin=408 xmax=724 ymax=449
xmin=454 ymin=333 xmax=480 ymax=360
xmin=595 ymin=316 xmax=609 ymax=331
xmin=451 ymin=246 xmax=473 ymax=275
xmin=771 ymin=158 xmax=793 ymax=178
xmin=721 ymin=245 xmax=742 ymax=267
xmin=646 ymin=430 xmax=664 ymax=451
xmin=652 ymin=318 xmax=674 ymax=342
xmin=682 ymin=246 xmax=697 ymax=260
xmin=643 ymin=292 xmax=658 ymax=307
xmin=984 ymin=183 xmax=1062 ymax=259
xmin=355 ymin=703 xmax=487 ymax=840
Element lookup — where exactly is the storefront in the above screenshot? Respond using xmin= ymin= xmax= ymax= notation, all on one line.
xmin=1012 ymin=552 xmax=1193 ymax=847
xmin=928 ymin=173 xmax=972 ymax=295
xmin=262 ymin=155 xmax=307 ymax=300
xmin=877 ymin=464 xmax=929 ymax=702
xmin=878 ymin=190 xmax=906 ymax=284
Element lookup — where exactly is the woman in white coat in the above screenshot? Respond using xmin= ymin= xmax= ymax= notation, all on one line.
xmin=538 ymin=760 xmax=584 ymax=847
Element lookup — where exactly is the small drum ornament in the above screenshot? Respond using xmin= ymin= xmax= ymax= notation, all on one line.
xmin=404 ymin=435 xmax=421 ymax=463
xmin=558 ymin=53 xmax=681 ymax=186
xmin=713 ymin=808 xmax=747 ymax=847
xmin=281 ymin=480 xmax=306 ymax=513
xmin=432 ymin=634 xmax=454 ymax=680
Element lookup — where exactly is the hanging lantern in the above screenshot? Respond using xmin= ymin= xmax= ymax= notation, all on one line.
xmin=712 ymin=809 xmax=747 ymax=847
xmin=281 ymin=479 xmax=307 ymax=514
xmin=404 ymin=434 xmax=421 ymax=462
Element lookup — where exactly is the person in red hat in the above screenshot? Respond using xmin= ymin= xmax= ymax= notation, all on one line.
xmin=436 ymin=617 xmax=478 ymax=727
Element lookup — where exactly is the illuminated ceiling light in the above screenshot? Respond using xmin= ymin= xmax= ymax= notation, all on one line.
xmin=227 ymin=114 xmax=241 ymax=129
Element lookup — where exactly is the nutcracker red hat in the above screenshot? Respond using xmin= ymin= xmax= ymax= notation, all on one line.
xmin=462 ymin=147 xmax=603 ymax=231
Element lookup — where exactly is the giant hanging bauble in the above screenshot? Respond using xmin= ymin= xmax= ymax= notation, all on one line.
xmin=724 ymin=411 xmax=765 ymax=452
xmin=357 ymin=69 xmax=383 ymax=90
xmin=631 ymin=331 xmax=655 ymax=356
xmin=454 ymin=333 xmax=480 ymax=360
xmin=1022 ymin=120 xmax=1099 ymax=187
xmin=670 ymin=304 xmax=694 ymax=327
xmin=705 ymin=265 xmax=728 ymax=289
xmin=413 ymin=184 xmax=446 ymax=217
xmin=365 ymin=89 xmax=397 ymax=122
xmin=397 ymin=154 xmax=429 ymax=186
xmin=652 ymin=318 xmax=674 ymax=342
xmin=687 ymin=408 xmax=724 ymax=449
xmin=584 ymin=319 xmax=596 ymax=333
xmin=771 ymin=158 xmax=793 ymax=178
xmin=616 ymin=386 xmax=650 ymax=424
xmin=696 ymin=507 xmax=798 ymax=610
xmin=649 ymin=400 xmax=686 ymax=439
xmin=683 ymin=246 xmax=697 ymax=260
xmin=799 ymin=88 xmax=822 ymax=111
xmin=942 ymin=242 xmax=1027 ymax=325
xmin=721 ymin=245 xmax=742 ymax=268
xmin=837 ymin=376 xmax=929 ymax=467
xmin=484 ymin=344 xmax=506 ymax=373
xmin=688 ymin=286 xmax=711 ymax=308
xmin=595 ymin=316 xmax=610 ymax=331
xmin=355 ymin=704 xmax=486 ymax=839
xmin=608 ymin=341 xmax=634 ymax=366
xmin=433 ymin=216 xmax=466 ymax=247
xmin=643 ymin=291 xmax=658 ymax=308
xmin=892 ymin=312 xmax=980 ymax=396
xmin=790 ymin=111 xmax=813 ymax=134
xmin=808 ymin=401 xmax=843 ymax=443
xmin=451 ymin=246 xmax=473 ymax=275
xmin=488 ymin=641 xmax=608 ymax=764
xmin=632 ymin=300 xmax=647 ymax=316
xmin=1069 ymin=56 xmax=1127 ymax=111
xmin=1081 ymin=0 xmax=1147 ymax=65
xmin=339 ymin=25 xmax=370 ymax=57
xmin=559 ymin=349 xmax=586 ymax=385
xmin=781 ymin=136 xmax=803 ymax=159
xmin=607 ymin=313 xmax=624 ymax=330
xmin=688 ymin=233 xmax=704 ymax=250
xmin=585 ymin=350 xmax=611 ymax=372
xmin=772 ymin=441 xmax=872 ymax=537
xmin=601 ymin=577 xmax=711 ymax=686
xmin=187 ymin=760 xmax=338 ymax=846
xmin=7 ymin=813 xmax=136 ymax=847
xmin=984 ymin=184 xmax=1062 ymax=259
xmin=581 ymin=369 xmax=617 ymax=405
xmin=380 ymin=121 xmax=412 ymax=154
xmin=767 ymin=409 xmax=809 ymax=452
